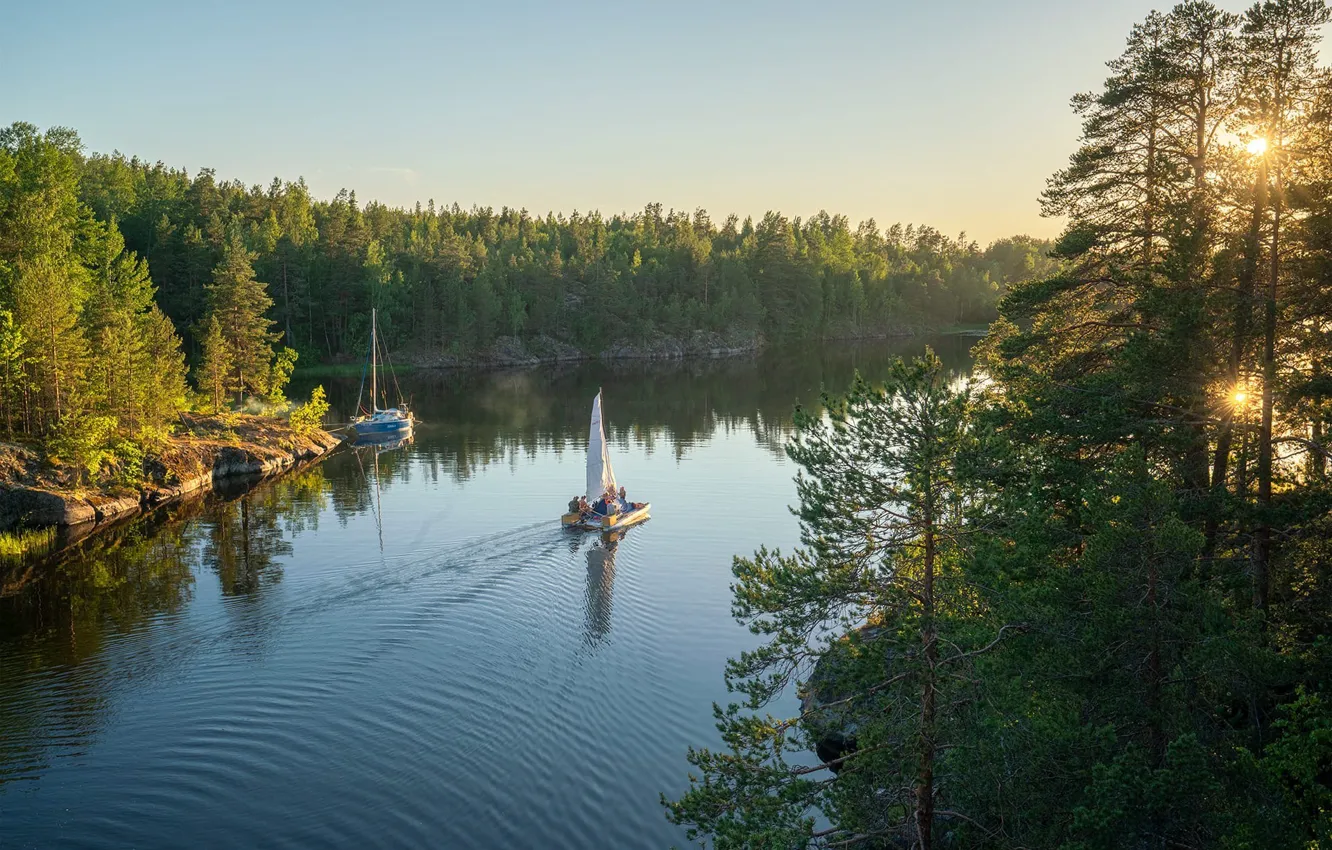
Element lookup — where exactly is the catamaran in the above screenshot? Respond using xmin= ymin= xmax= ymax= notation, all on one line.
xmin=352 ymin=308 xmax=413 ymax=440
xmin=562 ymin=391 xmax=650 ymax=532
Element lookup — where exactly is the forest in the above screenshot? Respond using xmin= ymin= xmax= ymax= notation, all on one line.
xmin=668 ymin=1 xmax=1332 ymax=848
xmin=0 ymin=118 xmax=1053 ymax=479
xmin=71 ymin=163 xmax=1051 ymax=362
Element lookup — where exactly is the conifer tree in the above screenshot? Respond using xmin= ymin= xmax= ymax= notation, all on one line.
xmin=197 ymin=315 xmax=232 ymax=415
xmin=668 ymin=353 xmax=1006 ymax=849
xmin=0 ymin=123 xmax=91 ymax=432
xmin=205 ymin=235 xmax=278 ymax=404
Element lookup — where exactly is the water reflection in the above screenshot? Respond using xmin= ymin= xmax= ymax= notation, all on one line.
xmin=0 ymin=336 xmax=979 ymax=846
xmin=583 ymin=535 xmax=619 ymax=647
xmin=348 ymin=434 xmax=414 ymax=551
xmin=301 ymin=334 xmax=976 ymax=484
xmin=0 ymin=463 xmax=334 ymax=787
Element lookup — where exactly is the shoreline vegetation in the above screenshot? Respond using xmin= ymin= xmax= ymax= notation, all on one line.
xmin=667 ymin=2 xmax=1332 ymax=848
xmin=0 ymin=413 xmax=340 ymax=536
xmin=303 ymin=323 xmax=956 ymax=375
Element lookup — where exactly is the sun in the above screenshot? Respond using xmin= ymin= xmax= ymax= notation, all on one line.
xmin=1246 ymin=137 xmax=1269 ymax=155
xmin=1232 ymin=390 xmax=1248 ymax=405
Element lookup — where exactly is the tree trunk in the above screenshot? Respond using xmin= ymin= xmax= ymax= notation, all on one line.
xmin=1255 ymin=168 xmax=1281 ymax=618
xmin=916 ymin=495 xmax=937 ymax=850
xmin=283 ymin=257 xmax=293 ymax=343
xmin=1205 ymin=162 xmax=1267 ymax=561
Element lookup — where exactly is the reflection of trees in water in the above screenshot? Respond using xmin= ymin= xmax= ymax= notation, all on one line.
xmin=309 ymin=336 xmax=976 ymax=483
xmin=205 ymin=498 xmax=291 ymax=595
xmin=0 ymin=505 xmax=200 ymax=786
xmin=205 ymin=466 xmax=329 ymax=595
xmin=583 ymin=538 xmax=617 ymax=646
xmin=0 ymin=465 xmax=333 ymax=785
xmin=0 ymin=504 xmax=201 ymax=655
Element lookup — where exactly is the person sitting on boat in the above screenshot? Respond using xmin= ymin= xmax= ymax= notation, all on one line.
xmin=615 ymin=485 xmax=644 ymax=511
xmin=578 ymin=496 xmax=592 ymax=516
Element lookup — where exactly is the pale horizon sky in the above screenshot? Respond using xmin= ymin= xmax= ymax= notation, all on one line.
xmin=6 ymin=0 xmax=1327 ymax=244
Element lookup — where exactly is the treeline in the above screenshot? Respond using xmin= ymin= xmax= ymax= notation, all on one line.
xmin=671 ymin=1 xmax=1332 ymax=848
xmin=76 ymin=151 xmax=1053 ymax=362
xmin=0 ymin=124 xmax=306 ymax=480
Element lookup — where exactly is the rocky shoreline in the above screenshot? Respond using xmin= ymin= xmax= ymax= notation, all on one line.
xmin=405 ymin=330 xmax=767 ymax=370
xmin=0 ymin=415 xmax=342 ymax=534
xmin=402 ymin=324 xmax=939 ymax=371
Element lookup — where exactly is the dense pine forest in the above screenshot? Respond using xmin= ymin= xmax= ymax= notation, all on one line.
xmin=71 ymin=164 xmax=1050 ymax=361
xmin=0 ymin=117 xmax=1053 ymax=477
xmin=669 ymin=1 xmax=1332 ymax=848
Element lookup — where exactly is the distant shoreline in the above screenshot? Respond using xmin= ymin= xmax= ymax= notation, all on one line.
xmin=297 ymin=326 xmax=987 ymax=377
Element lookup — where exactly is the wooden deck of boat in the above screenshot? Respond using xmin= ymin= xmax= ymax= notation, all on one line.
xmin=561 ymin=504 xmax=651 ymax=532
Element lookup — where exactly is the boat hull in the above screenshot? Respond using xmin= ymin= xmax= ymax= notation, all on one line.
xmin=562 ymin=504 xmax=650 ymax=532
xmin=352 ymin=418 xmax=413 ymax=438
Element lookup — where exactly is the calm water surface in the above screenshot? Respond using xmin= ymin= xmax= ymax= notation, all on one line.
xmin=0 ymin=337 xmax=973 ymax=850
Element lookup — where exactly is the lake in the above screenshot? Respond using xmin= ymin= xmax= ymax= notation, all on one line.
xmin=0 ymin=336 xmax=974 ymax=850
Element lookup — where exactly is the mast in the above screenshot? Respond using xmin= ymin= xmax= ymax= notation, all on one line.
xmin=371 ymin=308 xmax=377 ymax=413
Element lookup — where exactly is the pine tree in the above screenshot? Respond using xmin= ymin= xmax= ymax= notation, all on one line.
xmin=0 ymin=123 xmax=91 ymax=432
xmin=196 ymin=315 xmax=232 ymax=415
xmin=205 ymin=235 xmax=278 ymax=404
xmin=668 ymin=353 xmax=1009 ymax=849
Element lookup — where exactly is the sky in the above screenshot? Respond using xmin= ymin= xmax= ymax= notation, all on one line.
xmin=5 ymin=0 xmax=1326 ymax=243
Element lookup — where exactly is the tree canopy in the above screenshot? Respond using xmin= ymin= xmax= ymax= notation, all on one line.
xmin=670 ymin=2 xmax=1332 ymax=847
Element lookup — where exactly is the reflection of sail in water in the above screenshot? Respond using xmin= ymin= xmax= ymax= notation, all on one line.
xmin=583 ymin=537 xmax=618 ymax=645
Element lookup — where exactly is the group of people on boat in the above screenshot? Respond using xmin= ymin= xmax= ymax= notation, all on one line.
xmin=569 ymin=485 xmax=643 ymax=520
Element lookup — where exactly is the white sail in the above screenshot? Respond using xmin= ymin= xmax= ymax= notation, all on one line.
xmin=586 ymin=392 xmax=617 ymax=502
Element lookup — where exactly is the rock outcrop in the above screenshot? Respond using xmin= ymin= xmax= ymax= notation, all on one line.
xmin=404 ymin=330 xmax=763 ymax=369
xmin=0 ymin=416 xmax=342 ymax=533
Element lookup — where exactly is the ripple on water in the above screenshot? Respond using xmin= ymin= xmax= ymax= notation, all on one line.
xmin=1 ymin=417 xmax=811 ymax=850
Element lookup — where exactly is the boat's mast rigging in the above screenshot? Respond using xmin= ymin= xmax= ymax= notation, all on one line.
xmin=371 ymin=308 xmax=378 ymax=413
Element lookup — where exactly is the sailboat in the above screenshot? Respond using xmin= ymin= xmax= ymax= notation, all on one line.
xmin=561 ymin=391 xmax=650 ymax=532
xmin=352 ymin=308 xmax=413 ymax=440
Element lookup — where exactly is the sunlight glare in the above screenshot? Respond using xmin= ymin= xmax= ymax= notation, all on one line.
xmin=1246 ymin=137 xmax=1268 ymax=155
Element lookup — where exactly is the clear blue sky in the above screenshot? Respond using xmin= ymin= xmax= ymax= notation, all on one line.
xmin=5 ymin=0 xmax=1315 ymax=243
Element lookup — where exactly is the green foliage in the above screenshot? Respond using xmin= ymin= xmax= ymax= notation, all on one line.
xmin=196 ymin=315 xmax=232 ymax=414
xmin=45 ymin=411 xmax=117 ymax=487
xmin=288 ymin=385 xmax=329 ymax=438
xmin=0 ymin=309 xmax=31 ymax=434
xmin=669 ymin=353 xmax=987 ymax=847
xmin=1259 ymin=687 xmax=1332 ymax=846
xmin=265 ymin=347 xmax=298 ymax=405
xmin=106 ymin=437 xmax=146 ymax=488
xmin=67 ymin=151 xmax=1054 ymax=366
xmin=675 ymin=3 xmax=1332 ymax=847
xmin=205 ymin=235 xmax=279 ymax=402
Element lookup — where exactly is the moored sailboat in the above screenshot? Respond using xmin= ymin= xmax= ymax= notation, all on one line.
xmin=353 ymin=308 xmax=413 ymax=441
xmin=562 ymin=391 xmax=650 ymax=532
